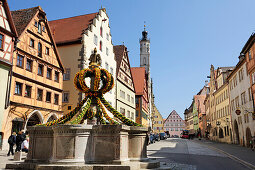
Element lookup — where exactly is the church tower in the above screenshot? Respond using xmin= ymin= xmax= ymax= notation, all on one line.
xmin=140 ymin=25 xmax=150 ymax=74
xmin=140 ymin=25 xmax=152 ymax=128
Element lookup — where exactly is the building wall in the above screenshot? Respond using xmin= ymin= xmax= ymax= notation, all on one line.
xmin=0 ymin=65 xmax=9 ymax=131
xmin=164 ymin=111 xmax=185 ymax=137
xmin=229 ymin=61 xmax=254 ymax=146
xmin=2 ymin=10 xmax=63 ymax=149
xmin=56 ymin=44 xmax=81 ymax=113
xmin=212 ymin=84 xmax=232 ymax=143
xmin=116 ymin=81 xmax=135 ymax=122
xmin=58 ymin=9 xmax=116 ymax=115
xmin=152 ymin=104 xmax=164 ymax=133
xmin=82 ymin=9 xmax=116 ymax=109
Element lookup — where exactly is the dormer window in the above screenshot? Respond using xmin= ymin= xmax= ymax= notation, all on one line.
xmin=249 ymin=50 xmax=252 ymax=60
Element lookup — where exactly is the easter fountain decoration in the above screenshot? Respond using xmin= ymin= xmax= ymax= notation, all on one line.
xmin=5 ymin=48 xmax=158 ymax=170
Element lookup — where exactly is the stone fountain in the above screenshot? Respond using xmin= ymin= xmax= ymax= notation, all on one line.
xmin=6 ymin=49 xmax=161 ymax=170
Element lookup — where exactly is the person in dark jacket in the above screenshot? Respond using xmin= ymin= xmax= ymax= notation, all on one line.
xmin=7 ymin=132 xmax=16 ymax=156
xmin=15 ymin=131 xmax=23 ymax=152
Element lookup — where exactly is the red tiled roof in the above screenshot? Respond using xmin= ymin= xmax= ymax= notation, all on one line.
xmin=131 ymin=67 xmax=146 ymax=95
xmin=49 ymin=13 xmax=98 ymax=44
xmin=11 ymin=6 xmax=40 ymax=36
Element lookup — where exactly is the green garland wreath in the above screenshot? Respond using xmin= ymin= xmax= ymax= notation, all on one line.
xmin=39 ymin=67 xmax=141 ymax=127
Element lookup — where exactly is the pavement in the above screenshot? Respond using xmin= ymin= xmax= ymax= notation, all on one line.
xmin=147 ymin=138 xmax=255 ymax=170
xmin=0 ymin=149 xmax=27 ymax=170
xmin=0 ymin=138 xmax=254 ymax=170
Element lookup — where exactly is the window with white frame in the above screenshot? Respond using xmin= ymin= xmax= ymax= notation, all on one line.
xmin=110 ymin=67 xmax=113 ymax=75
xmin=120 ymin=90 xmax=125 ymax=99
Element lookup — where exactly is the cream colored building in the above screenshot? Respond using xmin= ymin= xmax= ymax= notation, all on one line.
xmin=209 ymin=66 xmax=233 ymax=143
xmin=228 ymin=56 xmax=254 ymax=147
xmin=152 ymin=103 xmax=164 ymax=133
xmin=114 ymin=45 xmax=136 ymax=122
xmin=49 ymin=8 xmax=116 ymax=114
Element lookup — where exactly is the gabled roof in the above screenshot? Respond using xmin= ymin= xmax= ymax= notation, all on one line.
xmin=11 ymin=6 xmax=40 ymax=36
xmin=11 ymin=6 xmax=64 ymax=70
xmin=114 ymin=45 xmax=135 ymax=92
xmin=49 ymin=12 xmax=98 ymax=44
xmin=131 ymin=67 xmax=146 ymax=95
xmin=1 ymin=0 xmax=17 ymax=37
xmin=164 ymin=110 xmax=184 ymax=122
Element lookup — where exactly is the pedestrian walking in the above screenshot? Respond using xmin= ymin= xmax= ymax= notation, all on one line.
xmin=7 ymin=132 xmax=16 ymax=156
xmin=15 ymin=131 xmax=24 ymax=152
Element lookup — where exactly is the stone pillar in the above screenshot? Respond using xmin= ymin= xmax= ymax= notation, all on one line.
xmin=26 ymin=126 xmax=54 ymax=163
xmin=128 ymin=126 xmax=148 ymax=161
xmin=51 ymin=124 xmax=92 ymax=163
xmin=88 ymin=125 xmax=130 ymax=164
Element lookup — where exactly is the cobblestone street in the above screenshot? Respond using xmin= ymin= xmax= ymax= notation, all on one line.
xmin=147 ymin=138 xmax=255 ymax=170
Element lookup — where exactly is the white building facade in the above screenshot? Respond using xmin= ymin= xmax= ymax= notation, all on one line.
xmin=228 ymin=57 xmax=255 ymax=147
xmin=114 ymin=45 xmax=136 ymax=122
xmin=49 ymin=8 xmax=116 ymax=114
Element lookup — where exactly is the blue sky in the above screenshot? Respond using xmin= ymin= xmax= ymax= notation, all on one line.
xmin=8 ymin=0 xmax=255 ymax=119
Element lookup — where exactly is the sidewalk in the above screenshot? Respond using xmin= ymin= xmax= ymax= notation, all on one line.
xmin=194 ymin=138 xmax=255 ymax=168
xmin=0 ymin=149 xmax=26 ymax=169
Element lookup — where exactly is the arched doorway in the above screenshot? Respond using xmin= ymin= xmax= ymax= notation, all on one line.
xmin=47 ymin=114 xmax=57 ymax=123
xmin=27 ymin=113 xmax=42 ymax=127
xmin=219 ymin=128 xmax=224 ymax=138
xmin=234 ymin=120 xmax=239 ymax=144
xmin=246 ymin=127 xmax=252 ymax=147
xmin=24 ymin=111 xmax=43 ymax=131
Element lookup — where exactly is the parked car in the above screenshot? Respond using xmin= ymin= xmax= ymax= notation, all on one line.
xmin=159 ymin=132 xmax=167 ymax=140
xmin=149 ymin=134 xmax=155 ymax=144
xmin=181 ymin=130 xmax=189 ymax=139
xmin=154 ymin=134 xmax=160 ymax=141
